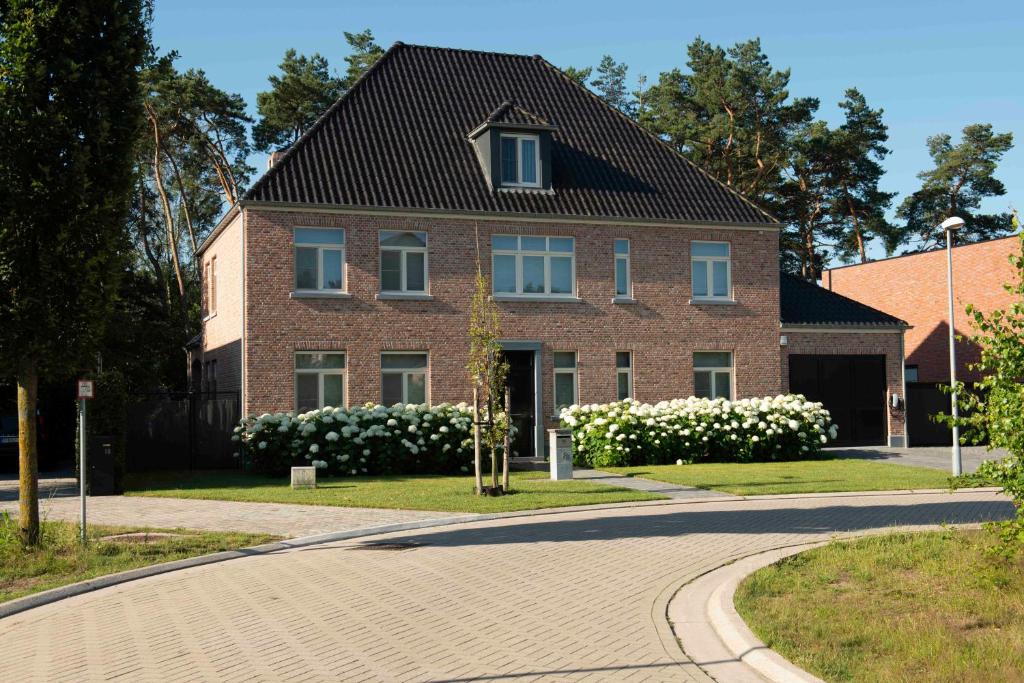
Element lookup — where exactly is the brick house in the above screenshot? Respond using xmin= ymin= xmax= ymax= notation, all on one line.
xmin=195 ymin=42 xmax=908 ymax=452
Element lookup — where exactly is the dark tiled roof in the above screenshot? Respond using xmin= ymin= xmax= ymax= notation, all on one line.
xmin=245 ymin=43 xmax=775 ymax=225
xmin=780 ymin=274 xmax=907 ymax=327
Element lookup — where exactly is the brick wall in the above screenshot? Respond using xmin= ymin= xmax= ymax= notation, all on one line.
xmin=782 ymin=329 xmax=905 ymax=443
xmin=823 ymin=235 xmax=1021 ymax=383
xmin=240 ymin=208 xmax=782 ymax=424
xmin=199 ymin=212 xmax=243 ymax=393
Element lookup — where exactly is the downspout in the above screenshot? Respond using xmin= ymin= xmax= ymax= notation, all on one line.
xmin=240 ymin=206 xmax=247 ymax=418
xmin=899 ymin=329 xmax=908 ymax=448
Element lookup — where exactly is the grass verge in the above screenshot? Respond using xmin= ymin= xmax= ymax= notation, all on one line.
xmin=0 ymin=516 xmax=276 ymax=603
xmin=125 ymin=469 xmax=664 ymax=512
xmin=605 ymin=458 xmax=952 ymax=495
xmin=735 ymin=530 xmax=1024 ymax=683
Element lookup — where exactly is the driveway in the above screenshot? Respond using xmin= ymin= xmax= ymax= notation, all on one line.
xmin=826 ymin=444 xmax=1006 ymax=474
xmin=0 ymin=489 xmax=1010 ymax=682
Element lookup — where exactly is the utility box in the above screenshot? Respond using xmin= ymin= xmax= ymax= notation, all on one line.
xmin=291 ymin=466 xmax=317 ymax=489
xmin=87 ymin=435 xmax=120 ymax=496
xmin=548 ymin=429 xmax=573 ymax=480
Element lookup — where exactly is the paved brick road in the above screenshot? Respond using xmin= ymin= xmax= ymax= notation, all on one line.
xmin=0 ymin=490 xmax=1011 ymax=682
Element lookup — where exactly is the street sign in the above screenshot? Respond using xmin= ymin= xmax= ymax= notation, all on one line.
xmin=77 ymin=379 xmax=94 ymax=400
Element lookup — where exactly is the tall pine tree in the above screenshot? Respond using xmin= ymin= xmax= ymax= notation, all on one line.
xmin=253 ymin=49 xmax=343 ymax=152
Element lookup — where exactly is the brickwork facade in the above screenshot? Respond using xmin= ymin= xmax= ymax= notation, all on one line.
xmin=240 ymin=208 xmax=782 ymax=430
xmin=782 ymin=329 xmax=905 ymax=442
xmin=823 ymin=235 xmax=1021 ymax=383
xmin=199 ymin=212 xmax=244 ymax=393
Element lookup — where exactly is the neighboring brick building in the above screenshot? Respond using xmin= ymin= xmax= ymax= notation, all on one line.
xmin=195 ymin=42 xmax=908 ymax=451
xmin=823 ymin=234 xmax=1021 ymax=383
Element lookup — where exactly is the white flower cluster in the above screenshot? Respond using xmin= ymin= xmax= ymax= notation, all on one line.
xmin=560 ymin=395 xmax=837 ymax=468
xmin=236 ymin=402 xmax=476 ymax=476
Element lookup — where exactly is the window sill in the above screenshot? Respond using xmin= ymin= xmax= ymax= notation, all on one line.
xmin=290 ymin=291 xmax=352 ymax=299
xmin=375 ymin=292 xmax=434 ymax=301
xmin=611 ymin=296 xmax=636 ymax=305
xmin=491 ymin=294 xmax=583 ymax=303
xmin=202 ymin=313 xmax=217 ymax=322
xmin=689 ymin=298 xmax=736 ymax=306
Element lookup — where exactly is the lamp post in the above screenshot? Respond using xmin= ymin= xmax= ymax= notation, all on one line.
xmin=941 ymin=216 xmax=965 ymax=476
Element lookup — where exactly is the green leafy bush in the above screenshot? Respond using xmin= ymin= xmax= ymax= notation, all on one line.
xmin=235 ymin=403 xmax=475 ymax=476
xmin=561 ymin=395 xmax=836 ymax=468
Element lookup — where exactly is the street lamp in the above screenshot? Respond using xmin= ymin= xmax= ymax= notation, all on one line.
xmin=942 ymin=216 xmax=965 ymax=475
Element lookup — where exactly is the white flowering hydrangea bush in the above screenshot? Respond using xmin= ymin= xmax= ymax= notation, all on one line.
xmin=234 ymin=403 xmax=476 ymax=476
xmin=560 ymin=395 xmax=837 ymax=468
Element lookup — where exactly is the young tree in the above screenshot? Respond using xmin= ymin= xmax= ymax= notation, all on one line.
xmin=253 ymin=49 xmax=343 ymax=152
xmin=562 ymin=65 xmax=593 ymax=86
xmin=897 ymin=124 xmax=1014 ymax=250
xmin=591 ymin=55 xmax=631 ymax=113
xmin=467 ymin=239 xmax=510 ymax=495
xmin=826 ymin=89 xmax=899 ymax=262
xmin=341 ymin=29 xmax=384 ymax=89
xmin=0 ymin=0 xmax=151 ymax=544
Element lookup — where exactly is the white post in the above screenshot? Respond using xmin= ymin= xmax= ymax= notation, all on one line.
xmin=79 ymin=398 xmax=87 ymax=543
xmin=946 ymin=227 xmax=962 ymax=476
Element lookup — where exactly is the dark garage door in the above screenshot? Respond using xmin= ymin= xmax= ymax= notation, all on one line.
xmin=789 ymin=355 xmax=886 ymax=447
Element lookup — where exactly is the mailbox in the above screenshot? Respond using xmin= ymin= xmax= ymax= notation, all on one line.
xmin=548 ymin=428 xmax=573 ymax=480
xmin=291 ymin=466 xmax=317 ymax=489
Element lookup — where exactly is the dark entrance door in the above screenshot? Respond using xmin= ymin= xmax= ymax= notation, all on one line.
xmin=789 ymin=354 xmax=886 ymax=446
xmin=502 ymin=351 xmax=536 ymax=459
xmin=906 ymin=382 xmax=953 ymax=446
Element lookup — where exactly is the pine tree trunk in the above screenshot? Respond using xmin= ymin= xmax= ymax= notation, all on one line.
xmin=847 ymin=196 xmax=867 ymax=263
xmin=17 ymin=360 xmax=39 ymax=546
xmin=502 ymin=387 xmax=511 ymax=493
xmin=473 ymin=386 xmax=483 ymax=495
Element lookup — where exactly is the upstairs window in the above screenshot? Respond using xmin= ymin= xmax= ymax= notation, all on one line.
xmin=295 ymin=352 xmax=346 ymax=412
xmin=380 ymin=231 xmax=428 ymax=293
xmin=209 ymin=256 xmax=217 ymax=315
xmin=492 ymin=235 xmax=575 ymax=297
xmin=694 ymin=352 xmax=733 ymax=400
xmin=295 ymin=228 xmax=345 ymax=292
xmin=614 ymin=239 xmax=631 ymax=298
xmin=500 ymin=133 xmax=540 ymax=187
xmin=691 ymin=241 xmax=731 ymax=300
xmin=381 ymin=352 xmax=429 ymax=406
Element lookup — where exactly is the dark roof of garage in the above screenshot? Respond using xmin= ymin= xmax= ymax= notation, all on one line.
xmin=780 ymin=274 xmax=907 ymax=327
xmin=244 ymin=42 xmax=775 ymax=226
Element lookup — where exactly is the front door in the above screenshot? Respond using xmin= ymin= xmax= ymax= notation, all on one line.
xmin=502 ymin=350 xmax=536 ymax=459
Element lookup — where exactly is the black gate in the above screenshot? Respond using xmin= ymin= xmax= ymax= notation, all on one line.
xmin=789 ymin=355 xmax=887 ymax=447
xmin=126 ymin=391 xmax=240 ymax=471
xmin=906 ymin=382 xmax=953 ymax=446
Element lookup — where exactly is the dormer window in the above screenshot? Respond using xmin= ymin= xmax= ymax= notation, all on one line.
xmin=500 ymin=133 xmax=540 ymax=187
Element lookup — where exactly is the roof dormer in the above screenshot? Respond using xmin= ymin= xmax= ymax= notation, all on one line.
xmin=468 ymin=101 xmax=557 ymax=193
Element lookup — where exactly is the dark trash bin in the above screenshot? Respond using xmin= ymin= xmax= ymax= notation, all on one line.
xmin=87 ymin=434 xmax=121 ymax=495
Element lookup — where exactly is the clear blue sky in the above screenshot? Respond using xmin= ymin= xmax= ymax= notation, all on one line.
xmin=153 ymin=0 xmax=1022 ymax=259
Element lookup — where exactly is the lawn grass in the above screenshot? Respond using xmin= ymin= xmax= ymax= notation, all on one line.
xmin=735 ymin=530 xmax=1024 ymax=683
xmin=0 ymin=516 xmax=276 ymax=603
xmin=124 ymin=469 xmax=664 ymax=512
xmin=605 ymin=458 xmax=953 ymax=495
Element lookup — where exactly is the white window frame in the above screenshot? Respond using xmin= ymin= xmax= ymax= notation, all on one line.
xmin=500 ymin=133 xmax=541 ymax=188
xmin=491 ymin=235 xmax=576 ymax=298
xmin=691 ymin=240 xmax=732 ymax=301
xmin=294 ymin=352 xmax=347 ymax=411
xmin=379 ymin=231 xmax=429 ymax=293
xmin=553 ymin=351 xmax=578 ymax=411
xmin=693 ymin=351 xmax=734 ymax=400
xmin=616 ymin=351 xmax=633 ymax=401
xmin=294 ymin=227 xmax=346 ymax=293
xmin=614 ymin=239 xmax=631 ymax=298
xmin=380 ymin=352 xmax=430 ymax=405
xmin=209 ymin=256 xmax=217 ymax=316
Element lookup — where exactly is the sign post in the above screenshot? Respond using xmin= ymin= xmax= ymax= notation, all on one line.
xmin=76 ymin=379 xmax=95 ymax=543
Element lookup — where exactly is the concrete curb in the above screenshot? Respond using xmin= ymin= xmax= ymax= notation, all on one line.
xmin=1 ymin=487 xmax=1003 ymax=621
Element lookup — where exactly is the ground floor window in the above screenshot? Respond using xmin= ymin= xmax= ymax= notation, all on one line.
xmin=616 ymin=352 xmax=632 ymax=400
xmin=381 ymin=352 xmax=429 ymax=405
xmin=694 ymin=351 xmax=732 ymax=400
xmin=295 ymin=352 xmax=346 ymax=411
xmin=905 ymin=364 xmax=919 ymax=382
xmin=553 ymin=351 xmax=578 ymax=410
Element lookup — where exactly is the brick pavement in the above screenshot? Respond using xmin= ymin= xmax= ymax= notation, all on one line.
xmin=0 ymin=489 xmax=1011 ymax=682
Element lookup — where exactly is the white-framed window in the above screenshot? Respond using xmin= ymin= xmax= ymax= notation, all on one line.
xmin=492 ymin=235 xmax=575 ymax=297
xmin=500 ymin=133 xmax=540 ymax=187
xmin=381 ymin=352 xmax=429 ymax=406
xmin=693 ymin=351 xmax=733 ymax=400
xmin=691 ymin=241 xmax=731 ymax=300
xmin=380 ymin=231 xmax=428 ymax=293
xmin=205 ymin=256 xmax=217 ymax=316
xmin=295 ymin=352 xmax=346 ymax=412
xmin=614 ymin=239 xmax=631 ymax=298
xmin=553 ymin=351 xmax=578 ymax=410
xmin=616 ymin=352 xmax=632 ymax=401
xmin=294 ymin=228 xmax=345 ymax=292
